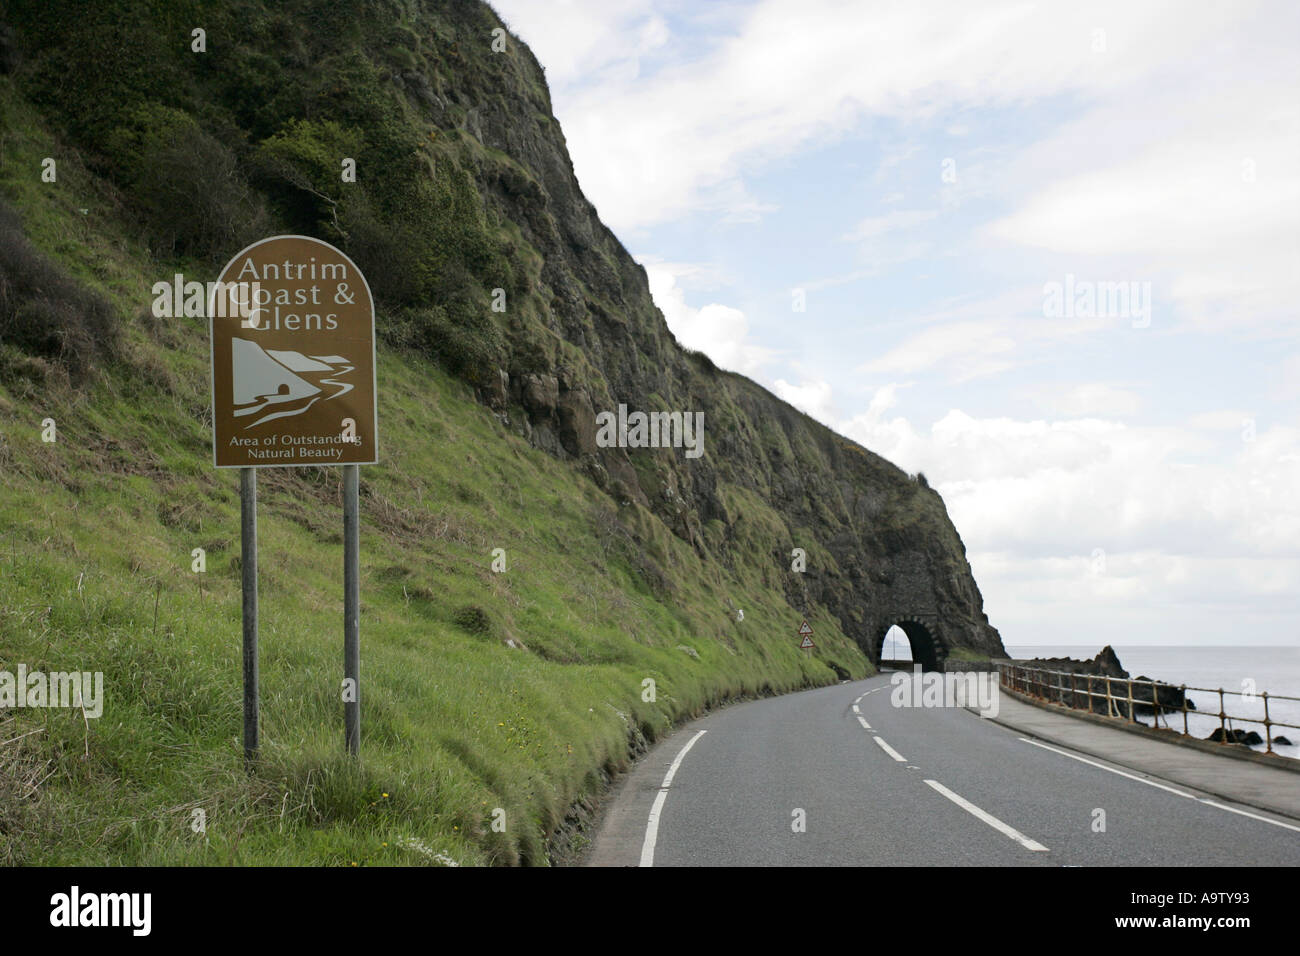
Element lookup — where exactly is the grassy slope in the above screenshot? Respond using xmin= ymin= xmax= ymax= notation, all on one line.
xmin=0 ymin=79 xmax=871 ymax=866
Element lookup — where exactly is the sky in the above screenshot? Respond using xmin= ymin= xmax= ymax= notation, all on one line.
xmin=492 ymin=0 xmax=1300 ymax=648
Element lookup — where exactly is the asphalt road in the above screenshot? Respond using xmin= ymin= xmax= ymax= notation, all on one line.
xmin=588 ymin=672 xmax=1300 ymax=866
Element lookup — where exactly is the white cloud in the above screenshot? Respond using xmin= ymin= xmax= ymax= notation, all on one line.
xmin=1053 ymin=383 xmax=1141 ymax=418
xmin=1188 ymin=410 xmax=1254 ymax=432
xmin=772 ymin=378 xmax=836 ymax=422
xmin=842 ymin=209 xmax=938 ymax=242
xmin=645 ymin=262 xmax=775 ymax=376
xmin=983 ymin=40 xmax=1300 ymax=330
xmin=499 ymin=0 xmax=1254 ymax=231
xmin=838 ymin=393 xmax=1300 ymax=640
xmin=493 ymin=0 xmax=664 ymax=87
xmin=853 ymin=282 xmax=1168 ymax=384
xmin=863 ymin=382 xmax=903 ymax=421
xmin=1272 ymin=354 xmax=1300 ymax=400
xmin=860 ymin=319 xmax=1019 ymax=381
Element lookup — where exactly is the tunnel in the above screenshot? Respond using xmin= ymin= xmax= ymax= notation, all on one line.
xmin=872 ymin=618 xmax=943 ymax=672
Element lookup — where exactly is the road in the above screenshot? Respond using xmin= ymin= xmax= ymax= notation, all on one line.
xmin=588 ymin=672 xmax=1300 ymax=866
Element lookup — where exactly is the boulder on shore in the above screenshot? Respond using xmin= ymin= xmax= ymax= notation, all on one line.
xmin=1207 ymin=728 xmax=1264 ymax=746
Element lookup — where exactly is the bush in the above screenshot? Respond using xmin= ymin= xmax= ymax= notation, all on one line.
xmin=0 ymin=203 xmax=118 ymax=381
xmin=253 ymin=118 xmax=363 ymax=242
xmin=106 ymin=103 xmax=267 ymax=260
xmin=338 ymin=196 xmax=428 ymax=304
xmin=452 ymin=605 xmax=492 ymax=635
xmin=390 ymin=299 xmax=505 ymax=389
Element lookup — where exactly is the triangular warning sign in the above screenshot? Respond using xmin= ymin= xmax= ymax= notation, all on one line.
xmin=798 ymin=619 xmax=813 ymax=636
xmin=800 ymin=634 xmax=815 ymax=649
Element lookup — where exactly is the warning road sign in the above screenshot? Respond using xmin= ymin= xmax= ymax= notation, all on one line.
xmin=800 ymin=634 xmax=815 ymax=649
xmin=210 ymin=235 xmax=377 ymax=468
xmin=798 ymin=619 xmax=813 ymax=636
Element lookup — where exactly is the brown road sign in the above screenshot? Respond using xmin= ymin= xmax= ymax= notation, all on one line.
xmin=210 ymin=235 xmax=378 ymax=468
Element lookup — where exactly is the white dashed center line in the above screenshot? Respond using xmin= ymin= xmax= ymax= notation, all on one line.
xmin=873 ymin=735 xmax=907 ymax=762
xmin=924 ymin=779 xmax=1049 ymax=852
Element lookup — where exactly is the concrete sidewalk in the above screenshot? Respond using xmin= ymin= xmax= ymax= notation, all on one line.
xmin=979 ymin=694 xmax=1300 ymax=822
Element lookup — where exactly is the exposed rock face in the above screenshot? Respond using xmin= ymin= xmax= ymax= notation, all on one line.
xmin=362 ymin=3 xmax=1004 ymax=666
xmin=433 ymin=12 xmax=1006 ymax=667
xmin=555 ymin=386 xmax=597 ymax=458
xmin=1023 ymin=645 xmax=1128 ymax=678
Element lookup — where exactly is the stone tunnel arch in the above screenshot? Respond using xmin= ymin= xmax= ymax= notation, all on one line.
xmin=872 ymin=618 xmax=945 ymax=672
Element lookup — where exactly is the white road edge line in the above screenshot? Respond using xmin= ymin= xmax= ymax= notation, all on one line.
xmin=856 ymin=715 xmax=871 ymax=730
xmin=1018 ymin=738 xmax=1193 ymax=797
xmin=1019 ymin=737 xmax=1300 ymax=834
xmin=1199 ymin=799 xmax=1300 ymax=833
xmin=873 ymin=735 xmax=905 ymax=761
xmin=924 ymin=779 xmax=1049 ymax=852
xmin=639 ymin=730 xmax=707 ymax=867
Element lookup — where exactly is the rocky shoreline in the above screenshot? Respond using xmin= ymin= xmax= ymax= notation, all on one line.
xmin=1015 ymin=646 xmax=1294 ymax=750
xmin=1016 ymin=645 xmax=1191 ymax=720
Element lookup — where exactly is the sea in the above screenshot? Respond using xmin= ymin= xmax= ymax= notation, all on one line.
xmin=1007 ymin=645 xmax=1300 ymax=762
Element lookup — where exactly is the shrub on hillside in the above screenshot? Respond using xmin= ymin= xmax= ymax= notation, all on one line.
xmin=253 ymin=118 xmax=363 ymax=241
xmin=452 ymin=605 xmax=492 ymax=635
xmin=0 ymin=203 xmax=117 ymax=382
xmin=389 ymin=298 xmax=505 ymax=389
xmin=106 ymin=103 xmax=268 ymax=261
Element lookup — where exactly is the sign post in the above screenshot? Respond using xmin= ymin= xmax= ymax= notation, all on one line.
xmin=240 ymin=467 xmax=258 ymax=762
xmin=798 ymin=619 xmax=815 ymax=652
xmin=343 ymin=463 xmax=360 ymax=755
xmin=211 ymin=234 xmax=377 ymax=760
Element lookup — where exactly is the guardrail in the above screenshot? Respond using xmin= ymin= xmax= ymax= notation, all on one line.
xmin=996 ymin=662 xmax=1300 ymax=756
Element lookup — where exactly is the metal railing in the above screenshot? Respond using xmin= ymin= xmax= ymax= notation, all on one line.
xmin=997 ymin=662 xmax=1300 ymax=756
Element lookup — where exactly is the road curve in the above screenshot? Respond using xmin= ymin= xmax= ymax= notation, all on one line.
xmin=586 ymin=673 xmax=1300 ymax=867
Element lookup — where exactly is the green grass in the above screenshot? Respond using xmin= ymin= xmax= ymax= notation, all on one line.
xmin=0 ymin=77 xmax=871 ymax=866
xmin=0 ymin=353 xmax=873 ymax=866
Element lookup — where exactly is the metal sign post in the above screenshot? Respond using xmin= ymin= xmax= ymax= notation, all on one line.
xmin=343 ymin=463 xmax=360 ymax=755
xmin=210 ymin=234 xmax=378 ymax=761
xmin=798 ymin=619 xmax=815 ymax=653
xmin=241 ymin=467 xmax=259 ymax=762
